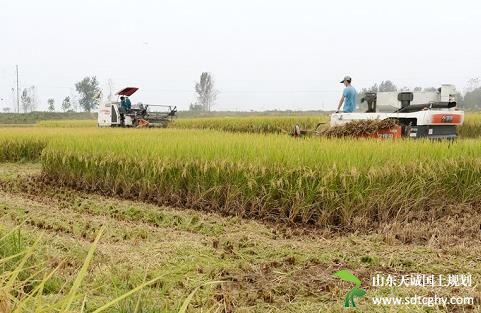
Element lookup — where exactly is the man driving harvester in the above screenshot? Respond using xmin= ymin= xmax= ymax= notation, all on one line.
xmin=119 ymin=96 xmax=132 ymax=126
xmin=336 ymin=75 xmax=357 ymax=113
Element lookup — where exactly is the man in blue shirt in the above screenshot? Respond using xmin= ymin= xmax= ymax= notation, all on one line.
xmin=120 ymin=96 xmax=127 ymax=111
xmin=120 ymin=96 xmax=132 ymax=111
xmin=336 ymin=75 xmax=357 ymax=113
xmin=124 ymin=96 xmax=132 ymax=110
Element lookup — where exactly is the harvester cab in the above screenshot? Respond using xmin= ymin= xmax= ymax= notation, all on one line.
xmin=98 ymin=87 xmax=177 ymax=128
xmin=330 ymin=84 xmax=464 ymax=139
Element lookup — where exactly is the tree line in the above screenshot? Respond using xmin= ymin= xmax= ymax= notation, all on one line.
xmin=4 ymin=75 xmax=480 ymax=113
xmin=8 ymin=76 xmax=102 ymax=113
xmin=4 ymin=72 xmax=218 ymax=113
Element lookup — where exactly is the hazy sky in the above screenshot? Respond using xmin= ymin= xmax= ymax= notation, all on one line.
xmin=1 ymin=0 xmax=480 ymax=111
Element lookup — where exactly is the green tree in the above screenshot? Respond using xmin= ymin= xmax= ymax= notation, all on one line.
xmin=75 ymin=76 xmax=102 ymax=112
xmin=189 ymin=103 xmax=204 ymax=111
xmin=360 ymin=83 xmax=378 ymax=94
xmin=378 ymin=81 xmax=397 ymax=92
xmin=195 ymin=72 xmax=217 ymax=112
xmin=61 ymin=96 xmax=72 ymax=112
xmin=456 ymin=92 xmax=464 ymax=107
xmin=20 ymin=89 xmax=32 ymax=113
xmin=464 ymin=87 xmax=481 ymax=110
xmin=466 ymin=78 xmax=480 ymax=93
xmin=47 ymin=98 xmax=55 ymax=112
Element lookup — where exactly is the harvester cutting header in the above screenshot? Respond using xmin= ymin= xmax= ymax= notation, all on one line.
xmin=98 ymin=87 xmax=177 ymax=128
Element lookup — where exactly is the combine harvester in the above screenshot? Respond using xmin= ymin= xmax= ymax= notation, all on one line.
xmin=98 ymin=87 xmax=177 ymax=128
xmin=295 ymin=85 xmax=464 ymax=139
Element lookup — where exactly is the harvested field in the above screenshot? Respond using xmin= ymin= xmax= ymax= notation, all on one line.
xmin=1 ymin=121 xmax=481 ymax=312
xmin=1 ymin=163 xmax=481 ymax=312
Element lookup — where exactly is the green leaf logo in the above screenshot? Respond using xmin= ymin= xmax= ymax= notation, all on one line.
xmin=334 ymin=270 xmax=366 ymax=308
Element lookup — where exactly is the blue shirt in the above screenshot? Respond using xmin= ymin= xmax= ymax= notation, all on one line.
xmin=125 ymin=98 xmax=132 ymax=110
xmin=342 ymin=86 xmax=357 ymax=113
xmin=121 ymin=98 xmax=131 ymax=110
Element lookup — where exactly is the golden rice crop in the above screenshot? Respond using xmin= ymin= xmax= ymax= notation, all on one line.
xmin=458 ymin=112 xmax=481 ymax=138
xmin=0 ymin=138 xmax=46 ymax=162
xmin=36 ymin=119 xmax=97 ymax=128
xmin=173 ymin=113 xmax=481 ymax=137
xmin=0 ymin=128 xmax=64 ymax=162
xmin=2 ymin=126 xmax=481 ymax=226
xmin=0 ymin=133 xmax=50 ymax=162
xmin=34 ymin=128 xmax=481 ymax=227
xmin=17 ymin=111 xmax=481 ymax=138
xmin=172 ymin=115 xmax=328 ymax=134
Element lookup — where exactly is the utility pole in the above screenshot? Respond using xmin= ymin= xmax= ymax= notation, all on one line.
xmin=16 ymin=65 xmax=20 ymax=113
xmin=108 ymin=78 xmax=113 ymax=102
xmin=11 ymin=88 xmax=15 ymax=111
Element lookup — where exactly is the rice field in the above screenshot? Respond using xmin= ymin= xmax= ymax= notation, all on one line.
xmin=36 ymin=119 xmax=98 ymax=128
xmin=459 ymin=112 xmax=481 ymax=137
xmin=0 ymin=127 xmax=481 ymax=227
xmin=1 ymin=114 xmax=481 ymax=312
xmin=31 ymin=112 xmax=481 ymax=137
xmin=173 ymin=112 xmax=481 ymax=137
xmin=4 ymin=161 xmax=479 ymax=312
xmin=171 ymin=115 xmax=327 ymax=134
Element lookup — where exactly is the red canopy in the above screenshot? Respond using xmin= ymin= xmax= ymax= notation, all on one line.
xmin=115 ymin=87 xmax=139 ymax=97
